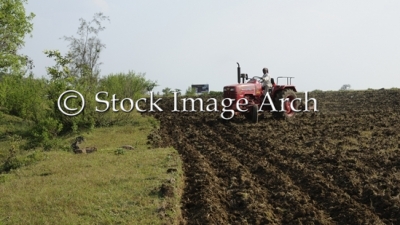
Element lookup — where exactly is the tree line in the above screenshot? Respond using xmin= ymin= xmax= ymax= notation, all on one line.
xmin=0 ymin=1 xmax=224 ymax=151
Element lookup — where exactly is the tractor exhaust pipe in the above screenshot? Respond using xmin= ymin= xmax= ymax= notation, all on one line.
xmin=237 ymin=62 xmax=240 ymax=84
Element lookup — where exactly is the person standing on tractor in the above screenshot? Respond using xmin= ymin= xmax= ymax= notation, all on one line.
xmin=261 ymin=67 xmax=272 ymax=95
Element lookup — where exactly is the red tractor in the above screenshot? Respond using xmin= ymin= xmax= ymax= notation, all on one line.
xmin=222 ymin=62 xmax=300 ymax=123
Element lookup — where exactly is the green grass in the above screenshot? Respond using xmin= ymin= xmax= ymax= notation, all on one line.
xmin=0 ymin=112 xmax=32 ymax=160
xmin=0 ymin=112 xmax=183 ymax=225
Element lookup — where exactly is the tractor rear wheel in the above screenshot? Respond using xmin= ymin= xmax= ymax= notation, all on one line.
xmin=251 ymin=104 xmax=258 ymax=123
xmin=272 ymin=89 xmax=299 ymax=119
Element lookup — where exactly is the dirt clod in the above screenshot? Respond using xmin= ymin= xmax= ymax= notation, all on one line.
xmin=160 ymin=183 xmax=174 ymax=198
xmin=167 ymin=168 xmax=177 ymax=173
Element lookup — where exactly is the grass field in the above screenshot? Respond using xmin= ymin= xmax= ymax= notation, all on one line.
xmin=0 ymin=112 xmax=183 ymax=225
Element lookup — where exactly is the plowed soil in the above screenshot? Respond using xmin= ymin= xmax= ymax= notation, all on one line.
xmin=144 ymin=89 xmax=400 ymax=225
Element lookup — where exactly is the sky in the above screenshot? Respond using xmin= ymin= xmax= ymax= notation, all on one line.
xmin=19 ymin=0 xmax=400 ymax=93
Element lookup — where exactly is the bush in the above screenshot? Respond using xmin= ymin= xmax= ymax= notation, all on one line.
xmin=114 ymin=148 xmax=125 ymax=155
xmin=93 ymin=71 xmax=157 ymax=126
xmin=1 ymin=135 xmax=45 ymax=173
xmin=28 ymin=117 xmax=63 ymax=150
xmin=311 ymin=89 xmax=323 ymax=93
xmin=99 ymin=71 xmax=154 ymax=100
xmin=201 ymin=91 xmax=222 ymax=98
xmin=0 ymin=74 xmax=48 ymax=121
xmin=0 ymin=59 xmax=157 ymax=150
xmin=1 ymin=150 xmax=44 ymax=173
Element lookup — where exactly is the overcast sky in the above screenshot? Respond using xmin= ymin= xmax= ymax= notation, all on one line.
xmin=20 ymin=0 xmax=400 ymax=93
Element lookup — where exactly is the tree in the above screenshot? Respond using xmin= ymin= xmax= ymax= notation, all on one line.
xmin=146 ymin=81 xmax=158 ymax=95
xmin=174 ymin=88 xmax=181 ymax=95
xmin=0 ymin=0 xmax=35 ymax=75
xmin=43 ymin=50 xmax=75 ymax=107
xmin=162 ymin=87 xmax=173 ymax=96
xmin=43 ymin=49 xmax=76 ymax=129
xmin=62 ymin=12 xmax=109 ymax=84
xmin=185 ymin=86 xmax=196 ymax=97
xmin=340 ymin=84 xmax=351 ymax=90
xmin=44 ymin=50 xmax=73 ymax=81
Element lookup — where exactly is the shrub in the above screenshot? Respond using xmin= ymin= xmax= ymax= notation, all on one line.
xmin=114 ymin=148 xmax=125 ymax=155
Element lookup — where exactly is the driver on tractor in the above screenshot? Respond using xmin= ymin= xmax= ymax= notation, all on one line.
xmin=261 ymin=67 xmax=272 ymax=95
